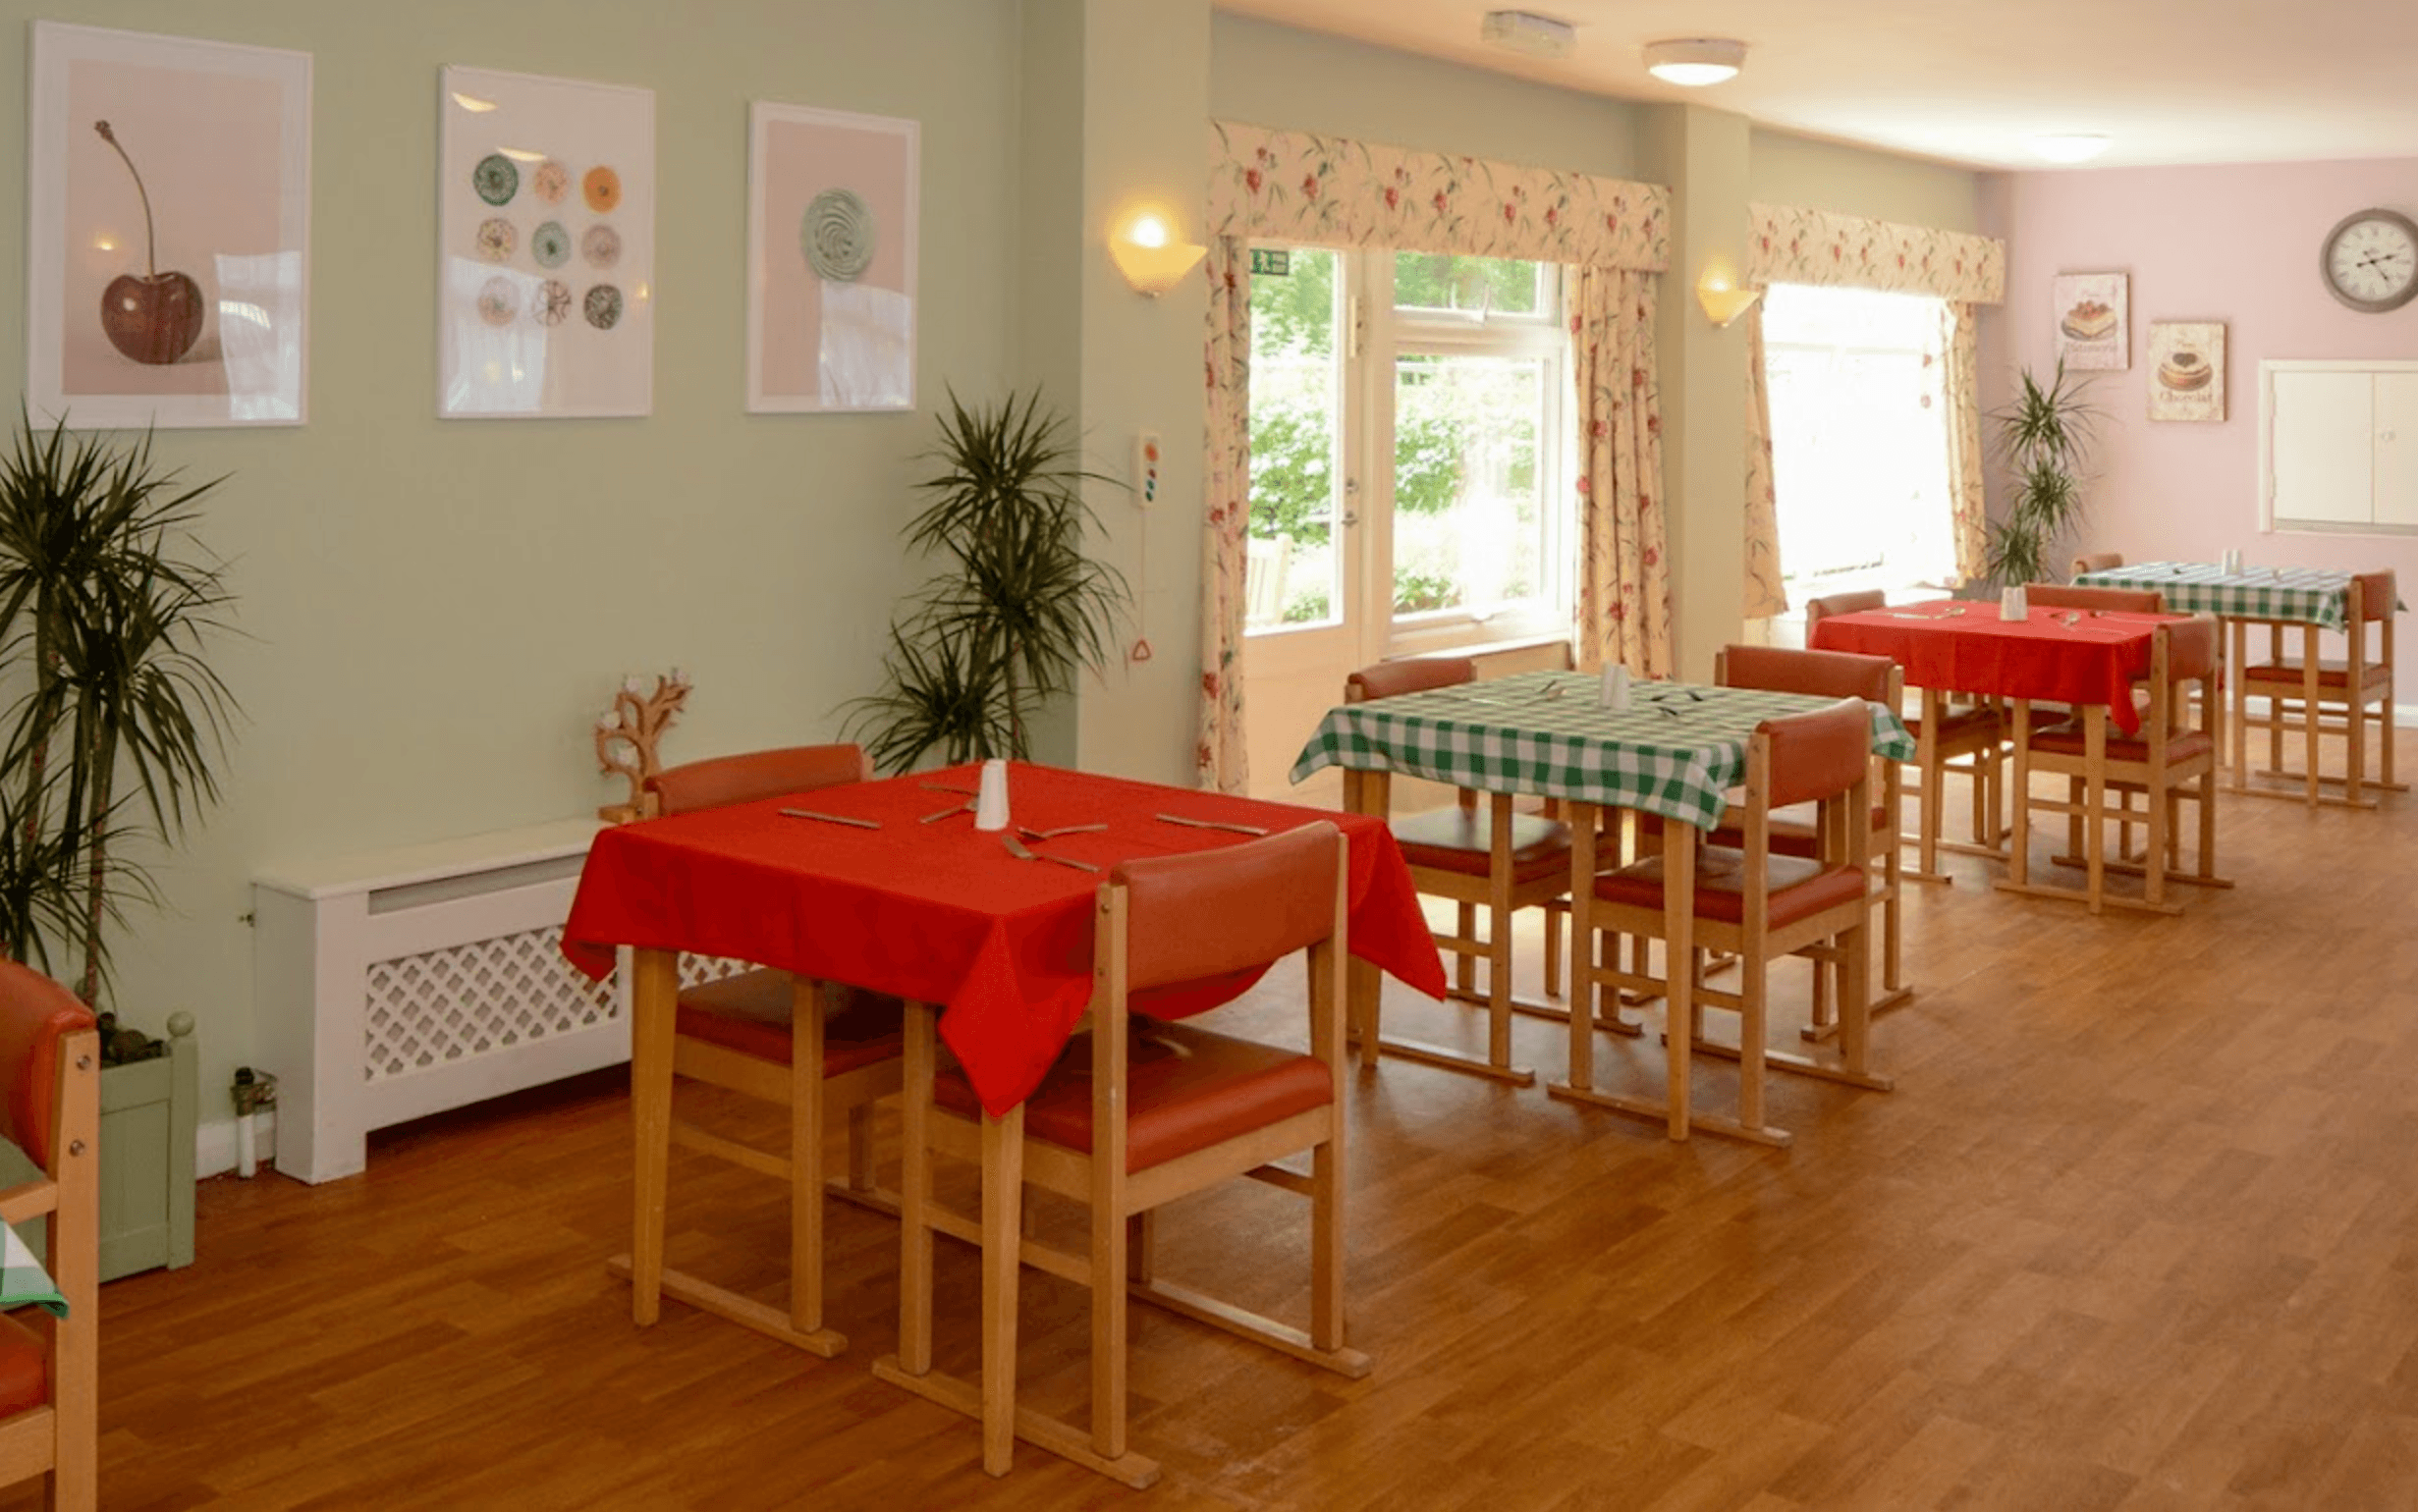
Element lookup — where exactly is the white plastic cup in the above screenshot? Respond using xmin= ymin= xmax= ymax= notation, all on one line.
xmin=2000 ymin=585 xmax=2026 ymax=620
xmin=2222 ymin=548 xmax=2242 ymax=574
xmin=974 ymin=758 xmax=1011 ymax=832
xmin=1599 ymin=663 xmax=1631 ymax=710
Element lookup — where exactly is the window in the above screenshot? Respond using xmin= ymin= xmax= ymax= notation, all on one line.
xmin=1244 ymin=245 xmax=1574 ymax=652
xmin=1762 ymin=284 xmax=1955 ymax=600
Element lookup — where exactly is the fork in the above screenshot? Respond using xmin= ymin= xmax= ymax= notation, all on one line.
xmin=1002 ymin=833 xmax=1101 ymax=872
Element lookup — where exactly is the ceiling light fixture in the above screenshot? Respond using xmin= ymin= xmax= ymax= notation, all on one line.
xmin=2028 ymin=134 xmax=2113 ymax=164
xmin=1481 ymin=11 xmax=1578 ymax=60
xmin=1643 ymin=38 xmax=1745 ymax=87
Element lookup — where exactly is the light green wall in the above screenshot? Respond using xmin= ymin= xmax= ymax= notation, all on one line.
xmin=1209 ymin=14 xmax=1638 ymax=178
xmin=0 ymin=0 xmax=1023 ymax=1140
xmin=1749 ymin=128 xmax=1982 ymax=232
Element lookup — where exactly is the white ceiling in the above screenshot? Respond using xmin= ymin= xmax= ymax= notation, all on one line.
xmin=1214 ymin=0 xmax=2418 ymax=172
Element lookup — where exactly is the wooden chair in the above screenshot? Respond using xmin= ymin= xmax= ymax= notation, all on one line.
xmin=885 ymin=823 xmax=1362 ymax=1485
xmin=0 ymin=960 xmax=98 ymax=1511
xmin=1345 ymin=657 xmax=1572 ymax=1084
xmin=610 ymin=743 xmax=905 ymax=1356
xmin=2071 ymin=551 xmax=2123 ymax=579
xmin=1573 ymin=699 xmax=1880 ymax=1147
xmin=2007 ymin=620 xmax=2225 ymax=914
xmin=2024 ymin=583 xmax=2165 ymax=614
xmin=1805 ymin=589 xmax=2004 ymax=878
xmin=1714 ymin=645 xmax=1910 ymax=1028
xmin=2237 ymin=568 xmax=2400 ymax=808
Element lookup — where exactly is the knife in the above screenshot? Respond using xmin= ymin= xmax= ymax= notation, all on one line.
xmin=1155 ymin=813 xmax=1272 ymax=837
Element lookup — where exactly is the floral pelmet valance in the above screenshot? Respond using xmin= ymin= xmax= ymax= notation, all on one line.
xmin=1208 ymin=121 xmax=1671 ymax=272
xmin=1748 ymin=204 xmax=2005 ymax=304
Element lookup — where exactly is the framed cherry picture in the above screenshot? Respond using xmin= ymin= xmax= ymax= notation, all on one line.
xmin=27 ymin=22 xmax=313 ymax=429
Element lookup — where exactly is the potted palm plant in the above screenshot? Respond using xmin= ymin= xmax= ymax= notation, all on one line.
xmin=843 ymin=389 xmax=1127 ymax=770
xmin=1985 ymin=361 xmax=2102 ymax=587
xmin=0 ymin=408 xmax=238 ymax=1278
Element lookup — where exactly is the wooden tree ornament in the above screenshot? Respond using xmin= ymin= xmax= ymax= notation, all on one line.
xmin=595 ymin=670 xmax=690 ymax=822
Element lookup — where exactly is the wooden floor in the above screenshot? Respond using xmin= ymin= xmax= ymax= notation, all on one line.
xmin=26 ymin=731 xmax=2418 ymax=1510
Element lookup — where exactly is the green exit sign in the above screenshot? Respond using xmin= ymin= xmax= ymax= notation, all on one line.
xmin=1250 ymin=247 xmax=1291 ymax=277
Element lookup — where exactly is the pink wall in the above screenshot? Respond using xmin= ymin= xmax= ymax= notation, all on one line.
xmin=1980 ymin=159 xmax=2418 ymax=709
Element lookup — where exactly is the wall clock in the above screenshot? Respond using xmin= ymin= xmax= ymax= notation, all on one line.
xmin=2320 ymin=207 xmax=2418 ymax=312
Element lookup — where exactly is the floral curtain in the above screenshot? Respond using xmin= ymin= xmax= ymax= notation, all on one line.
xmin=1940 ymin=301 xmax=1989 ymax=581
xmin=1740 ymin=203 xmax=2006 ymax=599
xmin=1570 ymin=267 xmax=1670 ymax=675
xmin=1197 ymin=236 xmax=1253 ymax=790
xmin=1197 ymin=121 xmax=1673 ymax=790
xmin=1747 ymin=204 xmax=2005 ymax=303
xmin=1740 ymin=301 xmax=1786 ymax=619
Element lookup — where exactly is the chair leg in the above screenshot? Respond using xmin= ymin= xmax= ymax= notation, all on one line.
xmin=1454 ymin=903 xmax=1477 ymax=998
xmin=1737 ymin=957 xmax=1767 ymax=1132
xmin=1311 ymin=1133 xmax=1345 ymax=1354
xmin=1543 ymin=901 xmax=1565 ymax=999
xmin=897 ymin=1003 xmax=938 ymax=1376
xmin=1090 ymin=1196 xmax=1128 ymax=1461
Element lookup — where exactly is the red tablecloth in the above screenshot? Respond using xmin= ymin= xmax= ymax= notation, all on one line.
xmin=1810 ymin=604 xmax=2186 ymax=734
xmin=562 ymin=762 xmax=1447 ymax=1116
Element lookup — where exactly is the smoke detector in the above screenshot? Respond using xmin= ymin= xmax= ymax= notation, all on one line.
xmin=1481 ymin=10 xmax=1578 ymax=60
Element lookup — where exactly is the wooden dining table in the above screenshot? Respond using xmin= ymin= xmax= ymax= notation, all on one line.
xmin=558 ymin=760 xmax=1445 ymax=1479
xmin=2075 ymin=561 xmax=2405 ymax=807
xmin=1291 ymin=670 xmax=1914 ymax=1144
xmin=1811 ymin=600 xmax=2197 ymax=907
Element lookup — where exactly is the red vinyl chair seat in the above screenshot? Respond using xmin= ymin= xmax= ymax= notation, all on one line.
xmin=2239 ymin=657 xmax=2390 ymax=690
xmin=2031 ymin=723 xmax=2216 ymax=766
xmin=0 ymin=1313 xmax=46 ymax=1419
xmin=675 ymin=969 xmax=905 ymax=1075
xmin=1712 ymin=799 xmax=1891 ymax=859
xmin=1907 ymin=704 xmax=2003 ymax=744
xmin=933 ymin=1019 xmax=1332 ymax=1174
xmin=1391 ymin=808 xmax=1571 ymax=881
xmin=1592 ymin=849 xmax=1868 ymax=930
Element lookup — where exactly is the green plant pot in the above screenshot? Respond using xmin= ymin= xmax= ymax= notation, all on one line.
xmin=97 ymin=1023 xmax=196 ymax=1281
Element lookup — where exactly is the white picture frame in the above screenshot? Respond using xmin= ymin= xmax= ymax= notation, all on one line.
xmin=27 ymin=21 xmax=312 ymax=429
xmin=2147 ymin=320 xmax=2226 ymax=423
xmin=2052 ymin=271 xmax=2128 ymax=372
xmin=745 ymin=102 xmax=919 ymax=414
xmin=438 ymin=66 xmax=654 ymax=419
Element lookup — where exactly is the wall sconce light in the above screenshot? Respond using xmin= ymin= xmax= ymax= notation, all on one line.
xmin=1695 ymin=269 xmax=1762 ymax=328
xmin=1110 ymin=210 xmax=1206 ymax=297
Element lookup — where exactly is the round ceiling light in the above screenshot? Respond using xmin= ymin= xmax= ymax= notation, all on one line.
xmin=2028 ymin=134 xmax=2113 ymax=164
xmin=1643 ymin=38 xmax=1745 ymax=87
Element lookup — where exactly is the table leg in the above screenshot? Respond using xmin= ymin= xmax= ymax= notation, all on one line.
xmin=897 ymin=1000 xmax=936 ymax=1376
xmin=2302 ymin=623 xmax=2322 ymax=809
xmin=2006 ymin=700 xmax=2034 ymax=890
xmin=1562 ymin=802 xmax=1600 ymax=1097
xmin=1661 ymin=822 xmax=1695 ymax=1140
xmin=629 ymin=946 xmax=678 ymax=1327
xmin=2083 ymin=705 xmax=2108 ymax=916
xmin=980 ymin=1104 xmax=1026 ymax=1478
xmin=2228 ymin=618 xmax=2247 ymax=790
xmin=1914 ymin=689 xmax=1945 ymax=881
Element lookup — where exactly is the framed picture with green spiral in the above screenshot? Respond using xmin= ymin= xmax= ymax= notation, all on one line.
xmin=745 ymin=102 xmax=919 ymax=414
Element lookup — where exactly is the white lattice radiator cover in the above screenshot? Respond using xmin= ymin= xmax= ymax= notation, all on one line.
xmin=255 ymin=819 xmax=684 ymax=1183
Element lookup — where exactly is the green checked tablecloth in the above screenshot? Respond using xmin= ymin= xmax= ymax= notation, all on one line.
xmin=1 ymin=1221 xmax=66 ymax=1317
xmin=1290 ymin=671 xmax=1916 ymax=833
xmin=2075 ymin=562 xmax=2402 ymax=631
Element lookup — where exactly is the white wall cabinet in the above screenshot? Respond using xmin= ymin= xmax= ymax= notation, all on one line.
xmin=2264 ymin=360 xmax=2418 ymax=533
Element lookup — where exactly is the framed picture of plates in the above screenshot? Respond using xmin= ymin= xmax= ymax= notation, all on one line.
xmin=437 ymin=65 xmax=653 ymax=418
xmin=26 ymin=22 xmax=313 ymax=429
xmin=2052 ymin=271 xmax=2127 ymax=371
xmin=2147 ymin=321 xmax=2225 ymax=422
xmin=745 ymin=102 xmax=919 ymax=414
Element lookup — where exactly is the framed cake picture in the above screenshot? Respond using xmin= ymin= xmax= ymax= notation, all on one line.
xmin=2147 ymin=321 xmax=2225 ymax=422
xmin=2053 ymin=272 xmax=2127 ymax=371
